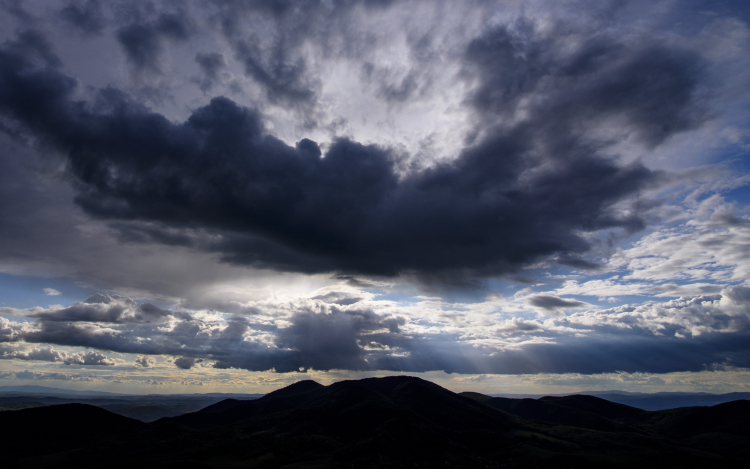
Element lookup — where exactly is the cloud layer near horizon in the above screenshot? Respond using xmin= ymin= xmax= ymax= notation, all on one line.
xmin=2 ymin=284 xmax=750 ymax=375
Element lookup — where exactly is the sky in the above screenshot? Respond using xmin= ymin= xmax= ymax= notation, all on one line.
xmin=0 ymin=0 xmax=749 ymax=396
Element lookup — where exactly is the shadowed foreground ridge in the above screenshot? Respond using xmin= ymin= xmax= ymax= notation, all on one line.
xmin=0 ymin=376 xmax=748 ymax=468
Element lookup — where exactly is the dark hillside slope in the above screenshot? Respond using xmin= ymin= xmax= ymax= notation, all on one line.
xmin=356 ymin=376 xmax=515 ymax=431
xmin=0 ymin=377 xmax=748 ymax=468
xmin=643 ymin=400 xmax=750 ymax=459
xmin=645 ymin=400 xmax=750 ymax=438
xmin=539 ymin=394 xmax=645 ymax=420
xmin=462 ymin=392 xmax=642 ymax=432
xmin=157 ymin=376 xmax=520 ymax=464
xmin=463 ymin=391 xmax=750 ymax=464
xmin=153 ymin=377 xmax=749 ymax=467
xmin=0 ymin=403 xmax=147 ymax=439
xmin=164 ymin=379 xmax=327 ymax=427
xmin=167 ymin=376 xmax=513 ymax=432
xmin=0 ymin=404 xmax=150 ymax=462
xmin=594 ymin=391 xmax=750 ymax=410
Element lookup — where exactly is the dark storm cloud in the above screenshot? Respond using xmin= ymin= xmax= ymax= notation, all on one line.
xmin=0 ymin=1 xmax=747 ymax=384
xmin=60 ymin=0 xmax=106 ymax=35
xmin=194 ymin=51 xmax=227 ymax=92
xmin=0 ymin=0 xmax=35 ymax=23
xmin=464 ymin=23 xmax=706 ymax=147
xmin=116 ymin=10 xmax=194 ymax=74
xmin=335 ymin=276 xmax=380 ymax=288
xmin=174 ymin=356 xmax=201 ymax=369
xmin=554 ymin=255 xmax=603 ymax=271
xmin=0 ymin=20 xmax=705 ymax=279
xmin=3 ymin=29 xmax=61 ymax=68
xmin=111 ymin=221 xmax=197 ymax=247
xmin=310 ymin=292 xmax=364 ymax=306
xmin=527 ymin=295 xmax=589 ymax=312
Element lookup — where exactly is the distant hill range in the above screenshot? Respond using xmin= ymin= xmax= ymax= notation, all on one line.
xmin=0 ymin=384 xmax=263 ymax=398
xmin=2 ymin=384 xmax=746 ymax=419
xmin=0 ymin=385 xmax=263 ymax=422
xmin=491 ymin=390 xmax=750 ymax=411
xmin=1 ymin=376 xmax=748 ymax=468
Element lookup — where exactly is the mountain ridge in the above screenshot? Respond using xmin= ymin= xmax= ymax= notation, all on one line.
xmin=0 ymin=376 xmax=748 ymax=468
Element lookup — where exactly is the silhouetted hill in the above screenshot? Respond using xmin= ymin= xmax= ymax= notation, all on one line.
xmin=539 ymin=394 xmax=644 ymax=420
xmin=487 ymin=391 xmax=750 ymax=410
xmin=462 ymin=393 xmax=634 ymax=432
xmin=267 ymin=378 xmax=324 ymax=396
xmin=0 ymin=403 xmax=149 ymax=462
xmin=0 ymin=403 xmax=147 ymax=437
xmin=1 ymin=376 xmax=748 ymax=468
xmin=162 ymin=375 xmax=517 ymax=462
xmin=196 ymin=397 xmax=244 ymax=413
xmin=463 ymin=392 xmax=650 ymax=432
xmin=644 ymin=400 xmax=750 ymax=438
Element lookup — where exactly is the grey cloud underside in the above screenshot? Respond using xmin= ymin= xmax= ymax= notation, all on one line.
xmin=465 ymin=26 xmax=706 ymax=147
xmin=0 ymin=344 xmax=114 ymax=366
xmin=116 ymin=9 xmax=194 ymax=75
xmin=0 ymin=17 xmax=708 ymax=278
xmin=135 ymin=355 xmax=155 ymax=367
xmin=194 ymin=52 xmax=227 ymax=92
xmin=30 ymin=293 xmax=188 ymax=324
xmin=527 ymin=295 xmax=588 ymax=312
xmin=208 ymin=0 xmax=398 ymax=107
xmin=60 ymin=0 xmax=106 ymax=36
xmin=174 ymin=356 xmax=201 ymax=369
xmin=2 ymin=287 xmax=750 ymax=374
